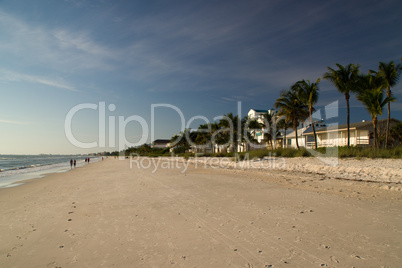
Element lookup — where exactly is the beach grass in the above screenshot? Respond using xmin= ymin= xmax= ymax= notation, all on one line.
xmin=123 ymin=145 xmax=402 ymax=159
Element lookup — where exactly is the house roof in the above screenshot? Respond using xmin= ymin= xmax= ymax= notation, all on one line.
xmin=284 ymin=128 xmax=308 ymax=138
xmin=250 ymin=109 xmax=267 ymax=113
xmin=152 ymin=139 xmax=171 ymax=144
xmin=303 ymin=118 xmax=400 ymax=135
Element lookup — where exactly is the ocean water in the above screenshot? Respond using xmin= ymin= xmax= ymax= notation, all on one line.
xmin=0 ymin=155 xmax=100 ymax=188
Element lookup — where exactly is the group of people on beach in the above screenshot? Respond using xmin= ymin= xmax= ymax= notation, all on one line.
xmin=69 ymin=158 xmax=90 ymax=169
xmin=70 ymin=159 xmax=76 ymax=168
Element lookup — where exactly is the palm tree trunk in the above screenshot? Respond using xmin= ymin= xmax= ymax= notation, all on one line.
xmin=270 ymin=136 xmax=273 ymax=150
xmin=283 ymin=128 xmax=287 ymax=148
xmin=310 ymin=112 xmax=317 ymax=149
xmin=346 ymin=92 xmax=350 ymax=147
xmin=294 ymin=121 xmax=300 ymax=150
xmin=373 ymin=117 xmax=378 ymax=149
xmin=385 ymin=86 xmax=391 ymax=149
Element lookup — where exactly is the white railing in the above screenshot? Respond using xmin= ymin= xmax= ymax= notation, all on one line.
xmin=356 ymin=137 xmax=370 ymax=144
xmin=306 ymin=138 xmax=370 ymax=148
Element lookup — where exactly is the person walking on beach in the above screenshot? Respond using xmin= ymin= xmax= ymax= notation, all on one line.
xmin=74 ymin=160 xmax=76 ymax=167
xmin=70 ymin=159 xmax=73 ymax=169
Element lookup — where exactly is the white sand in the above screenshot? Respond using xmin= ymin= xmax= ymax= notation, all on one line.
xmin=188 ymin=156 xmax=402 ymax=184
xmin=0 ymin=157 xmax=401 ymax=267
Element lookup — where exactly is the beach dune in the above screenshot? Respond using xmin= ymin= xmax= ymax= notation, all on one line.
xmin=0 ymin=158 xmax=401 ymax=267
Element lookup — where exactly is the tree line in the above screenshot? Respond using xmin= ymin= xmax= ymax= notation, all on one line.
xmin=169 ymin=60 xmax=401 ymax=152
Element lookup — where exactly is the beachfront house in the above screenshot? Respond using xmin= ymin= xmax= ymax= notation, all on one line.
xmin=283 ymin=128 xmax=307 ymax=149
xmin=302 ymin=118 xmax=400 ymax=148
xmin=282 ymin=118 xmax=326 ymax=149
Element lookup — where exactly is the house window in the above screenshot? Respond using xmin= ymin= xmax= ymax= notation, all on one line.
xmin=287 ymin=139 xmax=292 ymax=145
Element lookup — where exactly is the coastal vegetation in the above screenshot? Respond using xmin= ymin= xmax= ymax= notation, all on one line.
xmin=274 ymin=84 xmax=309 ymax=150
xmin=323 ymin=63 xmax=360 ymax=147
xmin=376 ymin=61 xmax=402 ymax=148
xmin=120 ymin=146 xmax=402 ymax=159
xmin=109 ymin=60 xmax=401 ymax=159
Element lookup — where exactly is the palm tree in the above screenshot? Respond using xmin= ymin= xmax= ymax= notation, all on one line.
xmin=323 ymin=63 xmax=359 ymax=146
xmin=193 ymin=123 xmax=217 ymax=153
xmin=377 ymin=61 xmax=402 ymax=148
xmin=246 ymin=117 xmax=264 ymax=147
xmin=276 ymin=118 xmax=291 ymax=148
xmin=390 ymin=122 xmax=402 ymax=145
xmin=274 ymin=89 xmax=309 ymax=149
xmin=292 ymin=79 xmax=320 ymax=149
xmin=170 ymin=129 xmax=194 ymax=152
xmin=260 ymin=111 xmax=274 ymax=149
xmin=356 ymin=73 xmax=395 ymax=149
xmin=217 ymin=113 xmax=242 ymax=152
xmin=261 ymin=111 xmax=282 ymax=149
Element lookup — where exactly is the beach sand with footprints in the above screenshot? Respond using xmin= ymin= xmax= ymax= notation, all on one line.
xmin=0 ymin=157 xmax=401 ymax=267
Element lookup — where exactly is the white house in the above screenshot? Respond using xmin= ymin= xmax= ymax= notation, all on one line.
xmin=247 ymin=109 xmax=275 ymax=119
xmin=280 ymin=118 xmax=400 ymax=148
xmin=246 ymin=108 xmax=276 ymax=144
xmin=282 ymin=119 xmax=326 ymax=148
xmin=303 ymin=118 xmax=400 ymax=148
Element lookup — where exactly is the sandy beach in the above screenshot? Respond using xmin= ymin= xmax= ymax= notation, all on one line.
xmin=0 ymin=157 xmax=401 ymax=267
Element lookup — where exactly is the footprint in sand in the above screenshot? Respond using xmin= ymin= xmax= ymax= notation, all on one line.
xmin=330 ymin=256 xmax=340 ymax=263
xmin=299 ymin=209 xmax=314 ymax=214
xmin=320 ymin=244 xmax=330 ymax=249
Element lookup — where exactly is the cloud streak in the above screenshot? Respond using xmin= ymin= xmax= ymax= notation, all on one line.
xmin=0 ymin=118 xmax=30 ymax=125
xmin=0 ymin=9 xmax=117 ymax=74
xmin=0 ymin=69 xmax=77 ymax=91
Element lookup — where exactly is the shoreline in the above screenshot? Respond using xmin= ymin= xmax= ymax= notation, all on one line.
xmin=2 ymin=155 xmax=401 ymax=190
xmin=0 ymin=157 xmax=101 ymax=189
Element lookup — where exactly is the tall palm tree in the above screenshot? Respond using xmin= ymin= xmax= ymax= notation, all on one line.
xmin=260 ymin=111 xmax=282 ymax=150
xmin=217 ymin=113 xmax=242 ymax=152
xmin=260 ymin=111 xmax=273 ymax=149
xmin=274 ymin=89 xmax=309 ymax=149
xmin=292 ymin=79 xmax=320 ymax=149
xmin=356 ymin=73 xmax=395 ymax=149
xmin=377 ymin=61 xmax=402 ymax=148
xmin=247 ymin=117 xmax=264 ymax=139
xmin=277 ymin=118 xmax=291 ymax=148
xmin=323 ymin=63 xmax=359 ymax=146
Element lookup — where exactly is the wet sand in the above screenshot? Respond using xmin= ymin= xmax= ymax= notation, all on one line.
xmin=0 ymin=158 xmax=401 ymax=267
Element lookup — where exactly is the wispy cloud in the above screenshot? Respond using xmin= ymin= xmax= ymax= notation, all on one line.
xmin=0 ymin=69 xmax=77 ymax=91
xmin=0 ymin=119 xmax=30 ymax=125
xmin=53 ymin=30 xmax=113 ymax=58
xmin=0 ymin=9 xmax=117 ymax=73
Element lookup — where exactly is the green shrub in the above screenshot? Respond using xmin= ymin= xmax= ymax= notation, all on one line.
xmin=183 ymin=153 xmax=194 ymax=160
xmin=248 ymin=150 xmax=269 ymax=159
xmin=317 ymin=146 xmax=402 ymax=159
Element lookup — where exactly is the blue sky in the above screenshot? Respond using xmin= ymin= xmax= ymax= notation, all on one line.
xmin=1 ymin=0 xmax=401 ymax=154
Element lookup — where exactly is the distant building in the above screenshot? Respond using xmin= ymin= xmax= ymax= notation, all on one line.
xmin=247 ymin=109 xmax=275 ymax=141
xmin=151 ymin=139 xmax=171 ymax=149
